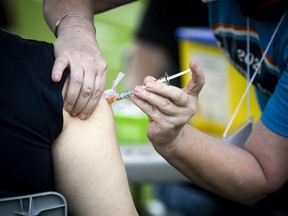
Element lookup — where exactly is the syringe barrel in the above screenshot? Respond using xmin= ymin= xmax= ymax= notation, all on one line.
xmin=115 ymin=88 xmax=134 ymax=100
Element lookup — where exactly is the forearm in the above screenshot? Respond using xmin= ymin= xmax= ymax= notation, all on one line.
xmin=43 ymin=0 xmax=96 ymax=34
xmin=154 ymin=124 xmax=269 ymax=204
xmin=43 ymin=0 xmax=135 ymax=35
xmin=131 ymin=60 xmax=288 ymax=204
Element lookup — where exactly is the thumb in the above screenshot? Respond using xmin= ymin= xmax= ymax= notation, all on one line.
xmin=51 ymin=55 xmax=69 ymax=82
xmin=183 ymin=60 xmax=205 ymax=96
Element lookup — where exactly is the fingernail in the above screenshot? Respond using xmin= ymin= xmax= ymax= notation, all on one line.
xmin=135 ymin=86 xmax=144 ymax=93
xmin=80 ymin=114 xmax=87 ymax=120
xmin=145 ymin=81 xmax=155 ymax=88
xmin=65 ymin=105 xmax=73 ymax=112
xmin=70 ymin=112 xmax=78 ymax=117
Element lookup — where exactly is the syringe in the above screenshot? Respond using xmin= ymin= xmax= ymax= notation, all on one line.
xmin=110 ymin=69 xmax=191 ymax=103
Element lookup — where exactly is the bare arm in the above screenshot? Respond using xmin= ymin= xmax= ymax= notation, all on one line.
xmin=52 ymin=95 xmax=138 ymax=216
xmin=131 ymin=60 xmax=288 ymax=204
xmin=157 ymin=121 xmax=288 ymax=204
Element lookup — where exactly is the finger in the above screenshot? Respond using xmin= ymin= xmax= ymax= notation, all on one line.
xmin=143 ymin=79 xmax=191 ymax=108
xmin=78 ymin=66 xmax=107 ymax=119
xmin=70 ymin=64 xmax=96 ymax=118
xmin=64 ymin=61 xmax=84 ymax=113
xmin=131 ymin=91 xmax=164 ymax=124
xmin=91 ymin=61 xmax=107 ymax=102
xmin=131 ymin=89 xmax=187 ymax=133
xmin=143 ymin=76 xmax=157 ymax=84
xmin=132 ymin=84 xmax=182 ymax=120
xmin=183 ymin=60 xmax=205 ymax=96
xmin=51 ymin=55 xmax=69 ymax=82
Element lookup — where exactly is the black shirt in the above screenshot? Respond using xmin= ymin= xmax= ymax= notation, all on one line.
xmin=0 ymin=29 xmax=67 ymax=197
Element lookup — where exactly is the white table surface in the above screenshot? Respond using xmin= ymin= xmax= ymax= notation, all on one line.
xmin=121 ymin=144 xmax=189 ymax=183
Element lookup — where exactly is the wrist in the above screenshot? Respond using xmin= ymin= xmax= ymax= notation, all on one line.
xmin=153 ymin=127 xmax=186 ymax=156
xmin=55 ymin=12 xmax=95 ymax=37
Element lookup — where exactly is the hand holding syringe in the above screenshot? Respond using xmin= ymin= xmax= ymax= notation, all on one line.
xmin=105 ymin=69 xmax=191 ymax=104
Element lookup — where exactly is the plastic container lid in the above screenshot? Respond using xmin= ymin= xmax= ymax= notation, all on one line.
xmin=175 ymin=27 xmax=217 ymax=45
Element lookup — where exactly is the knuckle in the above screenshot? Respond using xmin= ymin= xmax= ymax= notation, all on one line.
xmin=87 ymin=53 xmax=106 ymax=66
xmin=56 ymin=55 xmax=67 ymax=64
xmin=149 ymin=106 xmax=159 ymax=117
xmin=175 ymin=91 xmax=187 ymax=103
xmin=160 ymin=98 xmax=171 ymax=112
xmin=97 ymin=61 xmax=107 ymax=73
xmin=82 ymin=87 xmax=94 ymax=98
xmin=179 ymin=90 xmax=186 ymax=98
xmin=92 ymin=89 xmax=103 ymax=99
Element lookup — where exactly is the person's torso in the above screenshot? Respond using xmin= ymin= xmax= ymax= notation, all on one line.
xmin=0 ymin=29 xmax=65 ymax=147
xmin=0 ymin=29 xmax=66 ymax=196
xmin=207 ymin=0 xmax=288 ymax=98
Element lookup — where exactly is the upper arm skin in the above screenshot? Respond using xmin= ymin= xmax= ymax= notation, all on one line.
xmin=52 ymin=94 xmax=137 ymax=216
xmin=245 ymin=119 xmax=288 ymax=196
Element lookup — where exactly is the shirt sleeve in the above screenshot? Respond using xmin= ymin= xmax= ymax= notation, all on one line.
xmin=261 ymin=70 xmax=288 ymax=137
xmin=261 ymin=15 xmax=288 ymax=138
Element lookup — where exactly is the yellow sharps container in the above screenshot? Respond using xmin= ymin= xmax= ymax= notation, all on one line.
xmin=176 ymin=28 xmax=261 ymax=137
